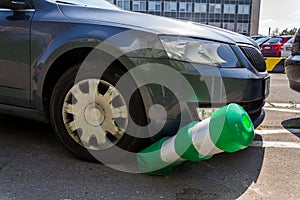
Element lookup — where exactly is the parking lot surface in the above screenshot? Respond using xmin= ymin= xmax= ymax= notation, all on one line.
xmin=0 ymin=73 xmax=299 ymax=200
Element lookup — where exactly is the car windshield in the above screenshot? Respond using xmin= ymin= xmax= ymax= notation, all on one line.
xmin=54 ymin=0 xmax=120 ymax=10
xmin=286 ymin=37 xmax=294 ymax=44
xmin=267 ymin=37 xmax=284 ymax=44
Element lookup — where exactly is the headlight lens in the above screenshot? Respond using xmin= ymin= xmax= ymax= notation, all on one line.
xmin=159 ymin=36 xmax=240 ymax=67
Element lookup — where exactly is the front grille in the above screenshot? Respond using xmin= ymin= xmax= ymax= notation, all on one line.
xmin=188 ymin=99 xmax=265 ymax=122
xmin=240 ymin=46 xmax=266 ymax=72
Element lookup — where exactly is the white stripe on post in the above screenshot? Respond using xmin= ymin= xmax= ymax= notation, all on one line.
xmin=160 ymin=136 xmax=185 ymax=163
xmin=191 ymin=118 xmax=223 ymax=156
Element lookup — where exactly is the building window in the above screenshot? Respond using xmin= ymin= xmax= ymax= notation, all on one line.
xmin=116 ymin=0 xmax=122 ymax=7
xmin=116 ymin=0 xmax=130 ymax=10
xmin=223 ymin=23 xmax=235 ymax=31
xmin=106 ymin=0 xmax=114 ymax=4
xmin=194 ymin=3 xmax=207 ymax=13
xmin=133 ymin=1 xmax=139 ymax=11
xmin=237 ymin=23 xmax=249 ymax=33
xmin=208 ymin=22 xmax=221 ymax=28
xmin=124 ymin=0 xmax=130 ymax=10
xmin=238 ymin=5 xmax=250 ymax=15
xmin=133 ymin=1 xmax=146 ymax=11
xmin=179 ymin=2 xmax=192 ymax=13
xmin=224 ymin=4 xmax=235 ymax=14
xmin=209 ymin=3 xmax=221 ymax=13
xmin=149 ymin=1 xmax=161 ymax=11
xmin=164 ymin=2 xmax=177 ymax=12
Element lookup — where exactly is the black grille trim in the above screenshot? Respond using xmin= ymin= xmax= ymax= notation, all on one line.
xmin=240 ymin=46 xmax=266 ymax=72
xmin=187 ymin=99 xmax=265 ymax=122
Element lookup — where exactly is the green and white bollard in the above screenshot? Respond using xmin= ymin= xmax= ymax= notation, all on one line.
xmin=137 ymin=103 xmax=254 ymax=176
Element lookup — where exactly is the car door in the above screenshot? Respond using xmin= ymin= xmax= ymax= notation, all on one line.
xmin=0 ymin=0 xmax=34 ymax=107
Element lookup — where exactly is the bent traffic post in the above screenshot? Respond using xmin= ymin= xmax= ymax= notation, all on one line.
xmin=137 ymin=103 xmax=255 ymax=176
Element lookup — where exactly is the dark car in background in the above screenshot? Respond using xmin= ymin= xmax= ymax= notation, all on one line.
xmin=0 ymin=0 xmax=269 ymax=161
xmin=250 ymin=34 xmax=265 ymax=41
xmin=255 ymin=36 xmax=271 ymax=48
xmin=285 ymin=29 xmax=300 ymax=92
xmin=261 ymin=35 xmax=293 ymax=57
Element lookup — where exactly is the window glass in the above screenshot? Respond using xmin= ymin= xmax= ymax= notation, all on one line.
xmin=164 ymin=2 xmax=170 ymax=11
xmin=179 ymin=2 xmax=192 ymax=13
xmin=267 ymin=38 xmax=284 ymax=44
xmin=209 ymin=3 xmax=221 ymax=13
xmin=238 ymin=5 xmax=250 ymax=14
xmin=116 ymin=0 xmax=123 ymax=7
xmin=223 ymin=23 xmax=235 ymax=31
xmin=133 ymin=1 xmax=139 ymax=11
xmin=140 ymin=1 xmax=146 ymax=11
xmin=170 ymin=2 xmax=177 ymax=12
xmin=133 ymin=1 xmax=146 ymax=11
xmin=149 ymin=1 xmax=161 ymax=11
xmin=237 ymin=23 xmax=249 ymax=33
xmin=224 ymin=4 xmax=235 ymax=14
xmin=194 ymin=3 xmax=206 ymax=13
xmin=209 ymin=22 xmax=221 ymax=28
xmin=286 ymin=37 xmax=294 ymax=44
xmin=123 ymin=0 xmax=130 ymax=10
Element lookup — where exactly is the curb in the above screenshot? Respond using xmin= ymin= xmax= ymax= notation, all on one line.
xmin=265 ymin=57 xmax=286 ymax=73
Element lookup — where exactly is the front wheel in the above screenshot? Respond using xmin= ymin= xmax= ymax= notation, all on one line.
xmin=49 ymin=65 xmax=148 ymax=162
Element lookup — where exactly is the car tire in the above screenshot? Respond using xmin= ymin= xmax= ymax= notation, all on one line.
xmin=49 ymin=64 xmax=149 ymax=162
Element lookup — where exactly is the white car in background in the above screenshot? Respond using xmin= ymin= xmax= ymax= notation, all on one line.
xmin=281 ymin=37 xmax=294 ymax=57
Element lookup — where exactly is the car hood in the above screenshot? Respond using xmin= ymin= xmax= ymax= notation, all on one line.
xmin=59 ymin=5 xmax=256 ymax=46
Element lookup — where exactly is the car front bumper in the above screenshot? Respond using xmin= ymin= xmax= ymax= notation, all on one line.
xmin=261 ymin=51 xmax=281 ymax=57
xmin=128 ymin=58 xmax=269 ymax=136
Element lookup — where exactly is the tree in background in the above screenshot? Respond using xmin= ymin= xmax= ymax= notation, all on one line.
xmin=280 ymin=28 xmax=297 ymax=36
xmin=271 ymin=28 xmax=297 ymax=36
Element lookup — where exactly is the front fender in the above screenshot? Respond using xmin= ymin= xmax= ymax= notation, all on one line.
xmin=30 ymin=20 xmax=130 ymax=110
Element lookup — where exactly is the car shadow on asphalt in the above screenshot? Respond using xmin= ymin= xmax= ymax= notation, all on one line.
xmin=170 ymin=134 xmax=265 ymax=200
xmin=0 ymin=114 xmax=265 ymax=200
xmin=281 ymin=117 xmax=300 ymax=138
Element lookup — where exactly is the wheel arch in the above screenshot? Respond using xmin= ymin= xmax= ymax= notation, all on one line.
xmin=42 ymin=46 xmax=93 ymax=115
xmin=40 ymin=44 xmax=140 ymax=116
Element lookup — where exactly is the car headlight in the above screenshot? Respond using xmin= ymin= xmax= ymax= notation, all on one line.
xmin=159 ymin=36 xmax=241 ymax=68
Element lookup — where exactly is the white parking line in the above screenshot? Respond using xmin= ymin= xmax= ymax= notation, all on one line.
xmin=265 ymin=102 xmax=300 ymax=108
xmin=263 ymin=107 xmax=300 ymax=113
xmin=251 ymin=141 xmax=300 ymax=149
xmin=253 ymin=129 xmax=300 ymax=149
xmin=255 ymin=129 xmax=300 ymax=135
xmin=250 ymin=103 xmax=300 ymax=149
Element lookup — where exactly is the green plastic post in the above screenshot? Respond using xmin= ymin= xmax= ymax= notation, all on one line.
xmin=137 ymin=137 xmax=183 ymax=176
xmin=137 ymin=103 xmax=254 ymax=176
xmin=174 ymin=122 xmax=213 ymax=162
xmin=209 ymin=103 xmax=254 ymax=152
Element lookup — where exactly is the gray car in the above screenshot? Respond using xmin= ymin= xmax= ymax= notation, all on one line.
xmin=0 ymin=0 xmax=269 ymax=161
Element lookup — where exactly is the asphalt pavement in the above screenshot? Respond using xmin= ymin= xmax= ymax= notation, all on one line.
xmin=0 ymin=73 xmax=299 ymax=200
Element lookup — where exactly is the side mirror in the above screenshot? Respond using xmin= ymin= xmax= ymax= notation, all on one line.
xmin=0 ymin=0 xmax=27 ymax=10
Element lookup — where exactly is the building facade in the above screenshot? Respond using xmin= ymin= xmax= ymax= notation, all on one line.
xmin=107 ymin=0 xmax=260 ymax=36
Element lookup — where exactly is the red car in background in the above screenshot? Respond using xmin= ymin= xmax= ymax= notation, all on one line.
xmin=261 ymin=36 xmax=293 ymax=57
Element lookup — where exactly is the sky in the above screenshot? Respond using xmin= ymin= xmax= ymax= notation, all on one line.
xmin=259 ymin=0 xmax=300 ymax=35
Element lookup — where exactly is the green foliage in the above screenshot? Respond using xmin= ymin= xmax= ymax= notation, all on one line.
xmin=271 ymin=28 xmax=297 ymax=36
xmin=279 ymin=28 xmax=297 ymax=36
